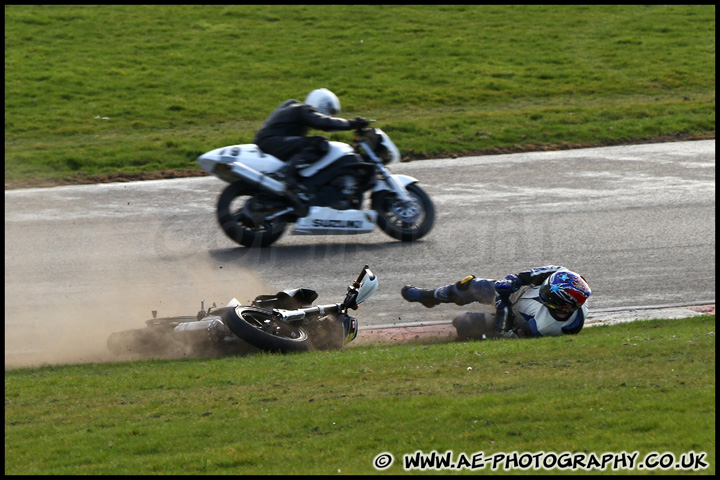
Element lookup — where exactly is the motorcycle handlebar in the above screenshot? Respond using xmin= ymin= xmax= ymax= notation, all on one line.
xmin=274 ymin=266 xmax=374 ymax=320
xmin=353 ymin=120 xmax=376 ymax=133
xmin=355 ymin=264 xmax=369 ymax=284
xmin=342 ymin=265 xmax=370 ymax=311
xmin=274 ymin=303 xmax=343 ymax=322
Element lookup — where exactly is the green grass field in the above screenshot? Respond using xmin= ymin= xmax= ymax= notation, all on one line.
xmin=4 ymin=5 xmax=715 ymax=187
xmin=4 ymin=5 xmax=715 ymax=475
xmin=5 ymin=316 xmax=715 ymax=475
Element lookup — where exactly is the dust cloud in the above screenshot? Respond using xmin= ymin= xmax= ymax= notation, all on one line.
xmin=4 ymin=256 xmax=269 ymax=369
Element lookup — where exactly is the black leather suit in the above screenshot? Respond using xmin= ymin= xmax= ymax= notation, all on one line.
xmin=253 ymin=99 xmax=356 ymax=166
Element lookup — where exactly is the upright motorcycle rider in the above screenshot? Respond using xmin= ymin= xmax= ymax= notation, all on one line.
xmin=254 ymin=88 xmax=370 ymax=189
xmin=401 ymin=265 xmax=591 ymax=340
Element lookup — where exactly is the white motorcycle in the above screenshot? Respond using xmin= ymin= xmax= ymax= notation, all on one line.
xmin=107 ymin=265 xmax=378 ymax=356
xmin=197 ymin=123 xmax=435 ymax=247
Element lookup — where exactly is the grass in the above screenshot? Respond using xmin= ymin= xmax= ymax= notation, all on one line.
xmin=4 ymin=5 xmax=716 ymax=475
xmin=4 ymin=5 xmax=715 ymax=187
xmin=5 ymin=315 xmax=715 ymax=475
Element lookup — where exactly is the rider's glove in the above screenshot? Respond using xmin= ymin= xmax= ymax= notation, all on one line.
xmin=494 ymin=294 xmax=516 ymax=335
xmin=349 ymin=116 xmax=370 ymax=129
xmin=494 ymin=274 xmax=522 ymax=296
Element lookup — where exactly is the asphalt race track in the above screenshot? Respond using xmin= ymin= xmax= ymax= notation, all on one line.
xmin=4 ymin=140 xmax=715 ymax=367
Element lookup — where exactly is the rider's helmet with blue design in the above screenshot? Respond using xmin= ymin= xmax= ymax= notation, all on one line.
xmin=538 ymin=270 xmax=591 ymax=317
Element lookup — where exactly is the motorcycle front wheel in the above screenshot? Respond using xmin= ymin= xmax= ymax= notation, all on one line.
xmin=372 ymin=183 xmax=435 ymax=242
xmin=224 ymin=306 xmax=311 ymax=353
xmin=217 ymin=182 xmax=288 ymax=248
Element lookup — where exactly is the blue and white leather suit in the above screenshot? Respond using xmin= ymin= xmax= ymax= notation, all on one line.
xmin=434 ymin=266 xmax=588 ymax=339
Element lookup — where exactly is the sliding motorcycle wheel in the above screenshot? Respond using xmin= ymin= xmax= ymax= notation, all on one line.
xmin=217 ymin=182 xmax=287 ymax=248
xmin=372 ymin=183 xmax=435 ymax=242
xmin=223 ymin=306 xmax=311 ymax=353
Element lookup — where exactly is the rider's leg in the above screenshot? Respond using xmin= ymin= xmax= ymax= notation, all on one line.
xmin=452 ymin=312 xmax=501 ymax=340
xmin=402 ymin=277 xmax=497 ymax=308
xmin=274 ymin=136 xmax=329 ymax=187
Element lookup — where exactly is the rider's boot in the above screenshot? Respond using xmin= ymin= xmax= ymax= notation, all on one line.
xmin=270 ymin=157 xmax=310 ymax=216
xmin=283 ymin=190 xmax=309 ymax=217
xmin=272 ymin=147 xmax=321 ymax=193
xmin=401 ymin=286 xmax=442 ymax=308
xmin=272 ymin=163 xmax=306 ymax=192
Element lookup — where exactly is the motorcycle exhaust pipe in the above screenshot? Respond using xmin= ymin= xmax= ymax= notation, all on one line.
xmin=174 ymin=318 xmax=231 ymax=344
xmin=222 ymin=161 xmax=288 ymax=196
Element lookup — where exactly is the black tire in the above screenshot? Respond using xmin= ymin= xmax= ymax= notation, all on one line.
xmin=372 ymin=183 xmax=435 ymax=242
xmin=217 ymin=182 xmax=287 ymax=248
xmin=223 ymin=306 xmax=311 ymax=353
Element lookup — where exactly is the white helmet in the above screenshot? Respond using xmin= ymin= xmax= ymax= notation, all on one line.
xmin=305 ymin=88 xmax=341 ymax=116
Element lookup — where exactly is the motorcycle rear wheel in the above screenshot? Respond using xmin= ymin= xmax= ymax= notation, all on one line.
xmin=217 ymin=182 xmax=287 ymax=248
xmin=372 ymin=183 xmax=435 ymax=242
xmin=224 ymin=306 xmax=311 ymax=353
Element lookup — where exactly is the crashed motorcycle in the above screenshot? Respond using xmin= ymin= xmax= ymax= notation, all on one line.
xmin=107 ymin=266 xmax=378 ymax=357
xmin=196 ymin=123 xmax=435 ymax=247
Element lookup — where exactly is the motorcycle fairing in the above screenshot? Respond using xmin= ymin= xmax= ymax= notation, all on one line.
xmin=197 ymin=144 xmax=285 ymax=175
xmin=196 ymin=141 xmax=357 ymax=181
xmin=292 ymin=206 xmax=378 ymax=235
xmin=371 ymin=173 xmax=419 ymax=192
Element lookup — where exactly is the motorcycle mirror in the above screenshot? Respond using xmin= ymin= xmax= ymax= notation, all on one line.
xmin=355 ymin=267 xmax=378 ymax=305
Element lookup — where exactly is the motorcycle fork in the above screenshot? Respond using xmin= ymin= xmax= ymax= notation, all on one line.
xmin=357 ymin=140 xmax=413 ymax=203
